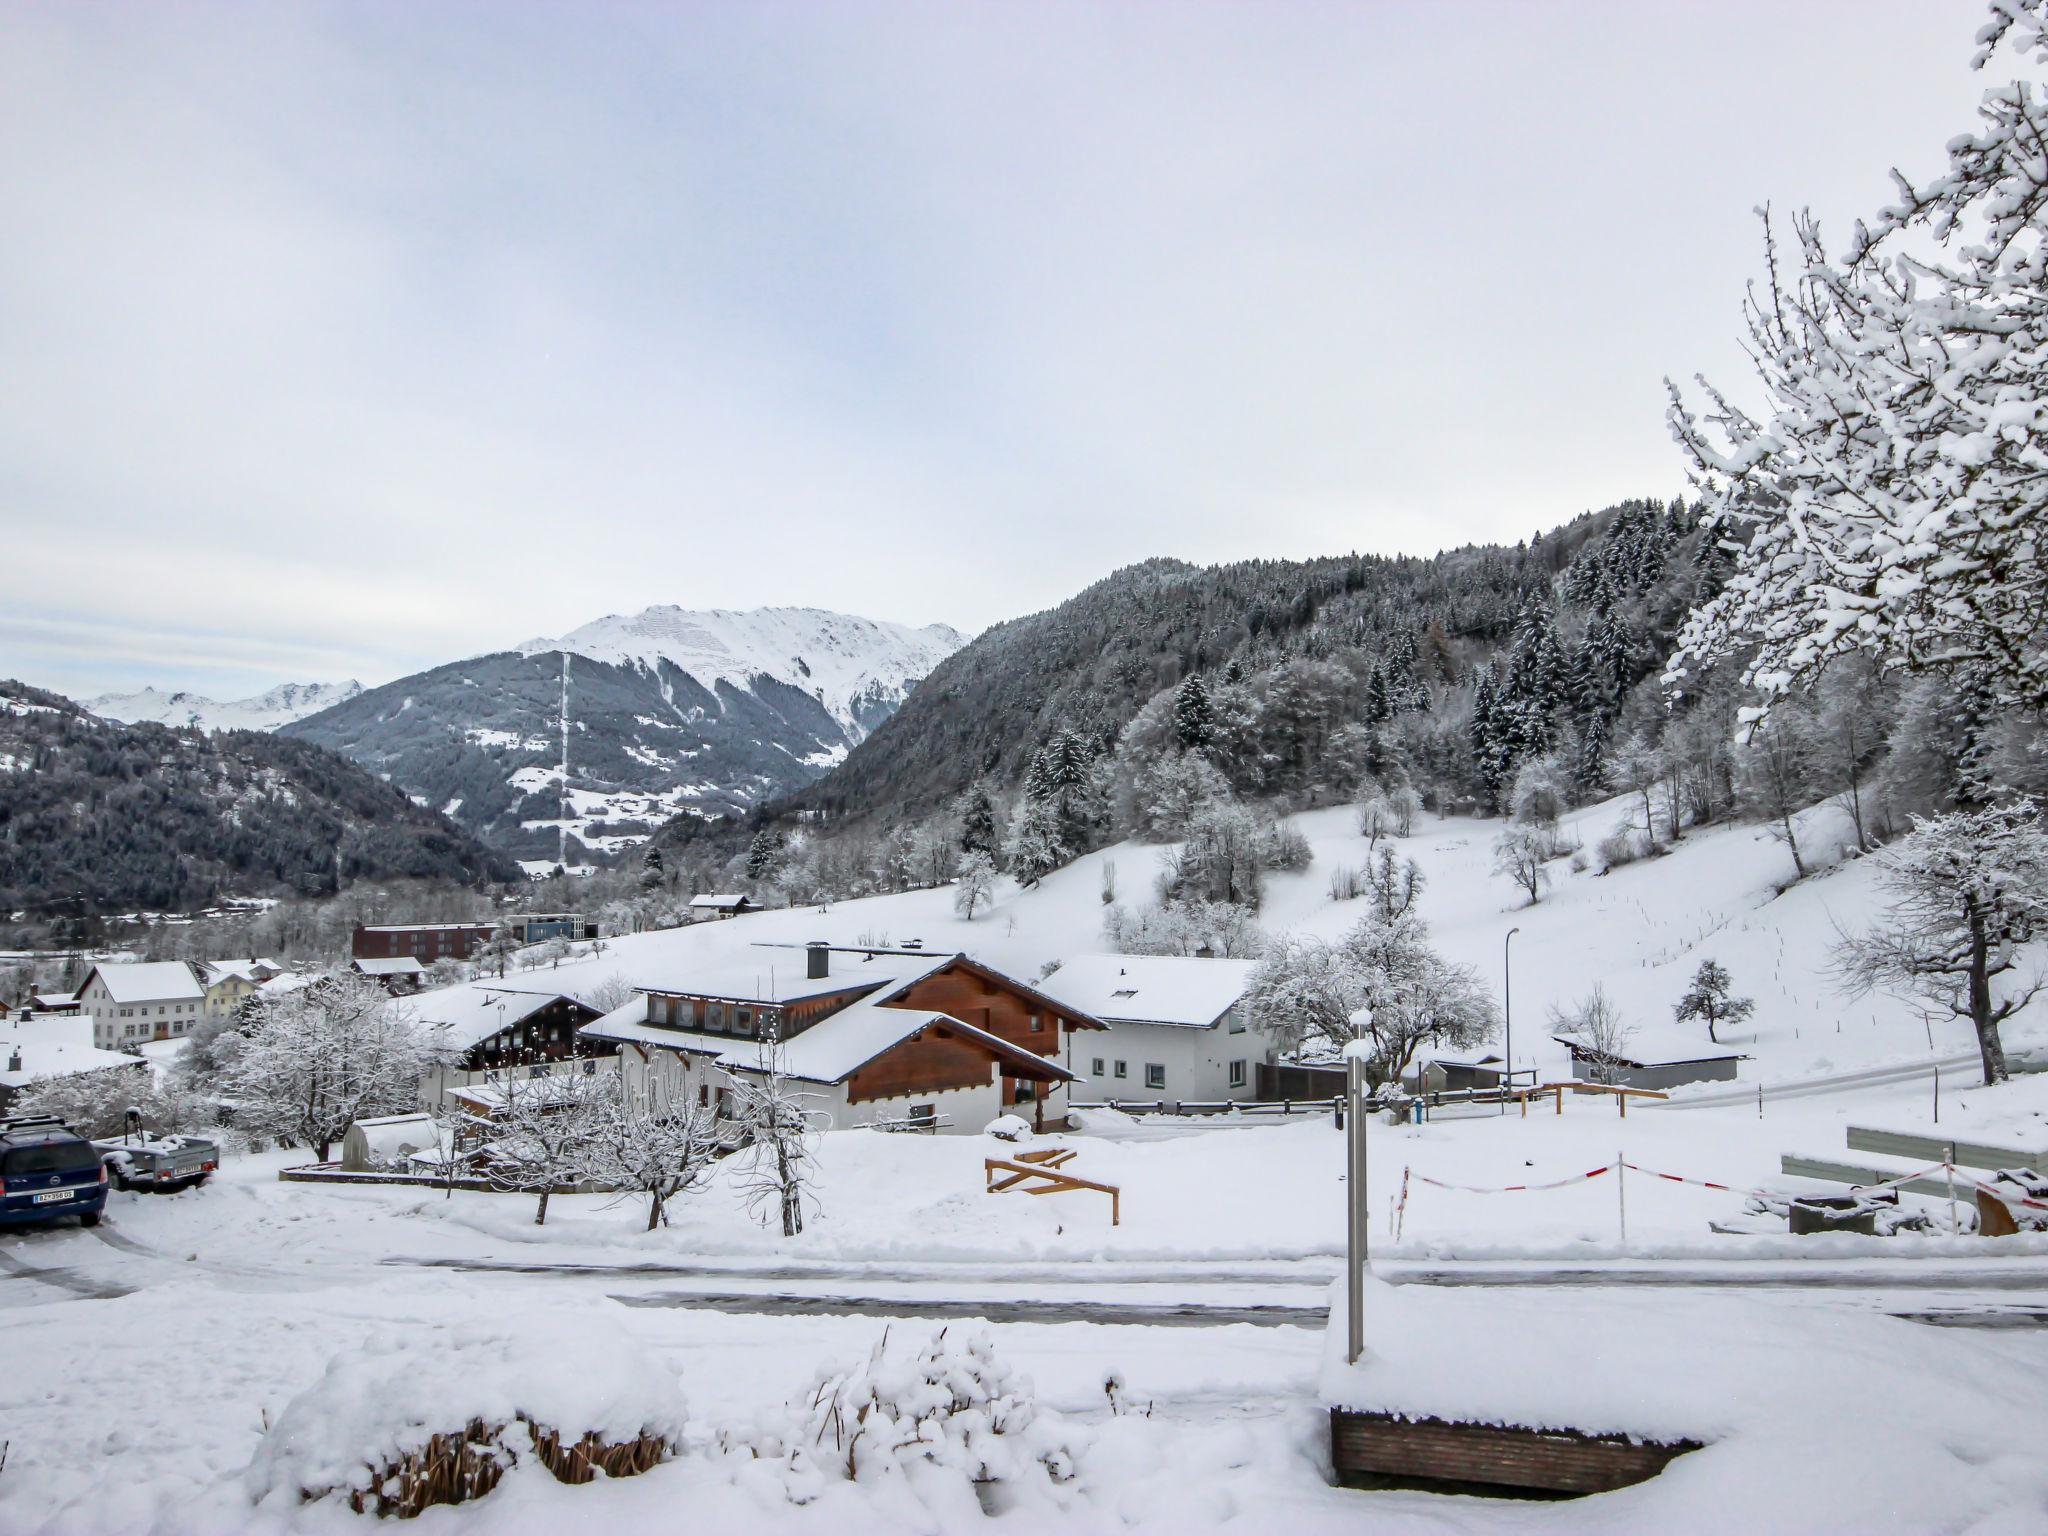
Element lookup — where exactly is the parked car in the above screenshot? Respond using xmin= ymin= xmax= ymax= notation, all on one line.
xmin=0 ymin=1115 xmax=109 ymax=1229
xmin=95 ymin=1132 xmax=220 ymax=1192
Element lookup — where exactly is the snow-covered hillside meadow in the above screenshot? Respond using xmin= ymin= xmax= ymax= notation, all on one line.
xmin=9 ymin=804 xmax=2048 ymax=1535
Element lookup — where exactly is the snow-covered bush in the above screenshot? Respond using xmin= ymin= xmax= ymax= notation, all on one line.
xmin=1597 ymin=820 xmax=1641 ymax=871
xmin=712 ymin=1327 xmax=1077 ymax=1522
xmin=247 ymin=1312 xmax=684 ymax=1519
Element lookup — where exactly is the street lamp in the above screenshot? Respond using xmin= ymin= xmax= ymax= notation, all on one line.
xmin=1502 ymin=927 xmax=1521 ymax=1113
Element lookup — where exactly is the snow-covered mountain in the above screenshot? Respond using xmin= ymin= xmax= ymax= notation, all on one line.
xmin=283 ymin=607 xmax=964 ymax=864
xmin=517 ymin=607 xmax=964 ymax=738
xmin=86 ymin=680 xmax=364 ymax=733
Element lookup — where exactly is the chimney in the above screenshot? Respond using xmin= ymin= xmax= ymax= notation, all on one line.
xmin=807 ymin=942 xmax=830 ymax=981
xmin=7 ymin=1047 xmax=20 ymax=1073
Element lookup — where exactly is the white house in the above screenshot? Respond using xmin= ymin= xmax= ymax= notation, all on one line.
xmin=197 ymin=958 xmax=285 ymax=1022
xmin=687 ymin=894 xmax=753 ymax=922
xmin=75 ymin=962 xmax=208 ymax=1051
xmin=1033 ymin=954 xmax=1269 ymax=1104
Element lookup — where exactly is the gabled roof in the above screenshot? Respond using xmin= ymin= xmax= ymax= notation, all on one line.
xmin=77 ymin=961 xmax=204 ymax=1005
xmin=1551 ymin=1032 xmax=1745 ymax=1068
xmin=354 ymin=956 xmax=429 ymax=978
xmin=689 ymin=893 xmax=751 ymax=909
xmin=201 ymin=958 xmax=283 ymax=985
xmin=413 ymin=985 xmax=593 ymax=1052
xmin=1033 ymin=954 xmax=1256 ymax=1029
xmin=0 ymin=1020 xmax=150 ymax=1088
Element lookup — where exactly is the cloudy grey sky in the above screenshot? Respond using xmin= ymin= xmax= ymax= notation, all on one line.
xmin=0 ymin=1 xmax=1994 ymax=700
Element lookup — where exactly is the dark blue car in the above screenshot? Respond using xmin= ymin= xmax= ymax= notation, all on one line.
xmin=0 ymin=1115 xmax=108 ymax=1229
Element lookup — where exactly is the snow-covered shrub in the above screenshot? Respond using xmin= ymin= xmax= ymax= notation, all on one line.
xmin=1327 ymin=863 xmax=1366 ymax=902
xmin=247 ymin=1312 xmax=684 ymax=1519
xmin=713 ymin=1327 xmax=1077 ymax=1521
xmin=1597 ymin=820 xmax=1641 ymax=871
xmin=1263 ymin=821 xmax=1313 ymax=872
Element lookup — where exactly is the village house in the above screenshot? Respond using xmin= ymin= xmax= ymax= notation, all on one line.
xmin=1552 ymin=1030 xmax=1745 ymax=1091
xmin=1034 ymin=954 xmax=1271 ymax=1104
xmin=0 ymin=1014 xmax=150 ymax=1113
xmin=198 ymin=958 xmax=285 ymax=1021
xmin=75 ymin=961 xmax=207 ymax=1050
xmin=411 ymin=983 xmax=611 ymax=1110
xmin=580 ymin=941 xmax=1103 ymax=1135
xmin=686 ymin=893 xmax=753 ymax=923
xmin=352 ymin=922 xmax=498 ymax=965
xmin=352 ymin=955 xmax=430 ymax=994
xmin=504 ymin=913 xmax=599 ymax=945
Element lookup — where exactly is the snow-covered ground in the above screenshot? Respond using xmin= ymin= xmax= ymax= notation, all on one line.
xmin=10 ymin=798 xmax=2048 ymax=1532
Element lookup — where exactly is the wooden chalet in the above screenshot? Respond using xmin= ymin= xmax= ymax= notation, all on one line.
xmin=581 ymin=941 xmax=1104 ymax=1134
xmin=413 ymin=984 xmax=611 ymax=1110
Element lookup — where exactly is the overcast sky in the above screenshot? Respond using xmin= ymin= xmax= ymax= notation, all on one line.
xmin=0 ymin=1 xmax=1995 ymax=700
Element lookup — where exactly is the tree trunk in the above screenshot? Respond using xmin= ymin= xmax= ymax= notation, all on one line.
xmin=534 ymin=1187 xmax=550 ymax=1226
xmin=1967 ymin=902 xmax=2011 ymax=1086
xmin=646 ymin=1190 xmax=664 ymax=1231
xmin=1778 ymin=808 xmax=1805 ymax=877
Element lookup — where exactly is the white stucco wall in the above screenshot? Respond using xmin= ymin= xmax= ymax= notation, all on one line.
xmin=1066 ymin=1013 xmax=1274 ymax=1104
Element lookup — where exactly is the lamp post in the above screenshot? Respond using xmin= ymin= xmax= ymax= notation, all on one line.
xmin=1502 ymin=927 xmax=1521 ymax=1112
xmin=1344 ymin=1007 xmax=1372 ymax=1364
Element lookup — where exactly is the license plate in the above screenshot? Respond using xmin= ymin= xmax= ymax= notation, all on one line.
xmin=31 ymin=1189 xmax=75 ymax=1204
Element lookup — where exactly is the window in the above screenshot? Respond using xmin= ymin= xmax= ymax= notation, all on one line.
xmin=1228 ymin=1060 xmax=1247 ymax=1089
xmin=1144 ymin=1064 xmax=1166 ymax=1090
xmin=1029 ymin=1013 xmax=1044 ymax=1033
xmin=706 ymin=1002 xmax=726 ymax=1033
xmin=1113 ymin=1061 xmax=1127 ymax=1080
xmin=735 ymin=1007 xmax=753 ymax=1036
xmin=1091 ymin=1058 xmax=1104 ymax=1077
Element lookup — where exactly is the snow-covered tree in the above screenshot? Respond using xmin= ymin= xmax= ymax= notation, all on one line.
xmin=1172 ymin=672 xmax=1215 ymax=751
xmin=745 ymin=827 xmax=786 ymax=883
xmin=1355 ymin=794 xmax=1395 ymax=850
xmin=470 ymin=1064 xmax=611 ymax=1226
xmin=957 ymin=783 xmax=1001 ymax=860
xmin=953 ymin=850 xmax=999 ymax=921
xmin=1491 ymin=824 xmax=1553 ymax=906
xmin=1673 ymin=959 xmax=1756 ymax=1045
xmin=1365 ymin=846 xmax=1425 ymax=924
xmin=223 ymin=970 xmax=442 ymax=1161
xmin=1131 ymin=751 xmax=1229 ymax=841
xmin=1667 ymin=4 xmax=2048 ymax=719
xmin=1835 ymin=802 xmax=2048 ymax=1084
xmin=1243 ymin=911 xmax=1495 ymax=1090
xmin=1003 ymin=797 xmax=1068 ymax=885
xmin=1509 ymin=753 xmax=1571 ymax=830
xmin=16 ymin=1070 xmax=202 ymax=1141
xmin=1549 ymin=984 xmax=1635 ymax=1084
xmin=1609 ymin=733 xmax=1664 ymax=847
xmin=639 ymin=845 xmax=666 ymax=892
xmin=727 ymin=1035 xmax=823 ymax=1238
xmin=587 ymin=1076 xmax=721 ymax=1231
xmin=1385 ymin=784 xmax=1422 ymax=837
xmin=1101 ymin=898 xmax=1264 ymax=958
xmin=1738 ymin=715 xmax=1815 ymax=878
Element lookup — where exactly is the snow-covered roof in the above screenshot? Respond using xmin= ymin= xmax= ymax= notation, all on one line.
xmin=0 ymin=1020 xmax=150 ymax=1088
xmin=640 ymin=947 xmax=942 ymax=1007
xmin=358 ymin=922 xmax=494 ymax=933
xmin=412 ymin=985 xmax=585 ymax=1052
xmin=689 ymin=893 xmax=751 ymax=910
xmin=1032 ymin=954 xmax=1256 ymax=1029
xmin=1552 ymin=1029 xmax=1745 ymax=1067
xmin=581 ymin=988 xmax=1074 ymax=1088
xmin=30 ymin=991 xmax=77 ymax=1009
xmin=354 ymin=956 xmax=429 ymax=978
xmin=346 ymin=1113 xmax=446 ymax=1161
xmin=79 ymin=961 xmax=204 ymax=1005
xmin=200 ymin=958 xmax=282 ymax=985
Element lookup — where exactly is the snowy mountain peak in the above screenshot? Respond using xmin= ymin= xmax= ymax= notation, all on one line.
xmin=516 ymin=605 xmax=964 ymax=736
xmin=86 ymin=680 xmax=365 ymax=733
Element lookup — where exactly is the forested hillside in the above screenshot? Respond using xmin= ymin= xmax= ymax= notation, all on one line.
xmin=0 ymin=682 xmax=519 ymax=917
xmin=656 ymin=498 xmax=1714 ymax=881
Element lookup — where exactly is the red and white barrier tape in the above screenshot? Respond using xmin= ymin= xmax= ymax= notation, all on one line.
xmin=1408 ymin=1164 xmax=1611 ymax=1194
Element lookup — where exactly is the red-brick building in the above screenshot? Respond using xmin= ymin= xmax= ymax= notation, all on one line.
xmin=352 ymin=923 xmax=498 ymax=964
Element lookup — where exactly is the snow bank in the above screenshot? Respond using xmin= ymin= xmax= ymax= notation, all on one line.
xmin=246 ymin=1308 xmax=685 ymax=1513
xmin=1320 ymin=1274 xmax=2048 ymax=1528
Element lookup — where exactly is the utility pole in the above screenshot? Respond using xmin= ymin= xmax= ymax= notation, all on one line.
xmin=1345 ymin=1035 xmax=1370 ymax=1364
xmin=1502 ymin=927 xmax=1521 ymax=1113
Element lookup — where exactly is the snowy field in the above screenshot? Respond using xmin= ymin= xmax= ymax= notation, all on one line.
xmin=10 ymin=799 xmax=2048 ymax=1532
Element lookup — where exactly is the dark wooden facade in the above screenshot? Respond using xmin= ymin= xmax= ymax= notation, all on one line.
xmin=844 ymin=1023 xmax=1048 ymax=1105
xmin=458 ymin=996 xmax=610 ymax=1071
xmin=1330 ymin=1410 xmax=1698 ymax=1498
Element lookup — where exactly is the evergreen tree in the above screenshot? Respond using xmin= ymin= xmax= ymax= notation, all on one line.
xmin=958 ymin=783 xmax=999 ymax=858
xmin=745 ymin=827 xmax=786 ymax=882
xmin=1172 ymin=673 xmax=1216 ymax=751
